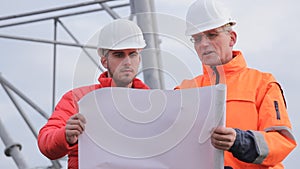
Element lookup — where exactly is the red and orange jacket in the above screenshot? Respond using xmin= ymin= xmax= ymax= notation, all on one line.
xmin=37 ymin=72 xmax=149 ymax=169
xmin=176 ymin=51 xmax=296 ymax=169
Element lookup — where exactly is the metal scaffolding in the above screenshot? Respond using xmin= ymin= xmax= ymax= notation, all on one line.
xmin=0 ymin=0 xmax=163 ymax=168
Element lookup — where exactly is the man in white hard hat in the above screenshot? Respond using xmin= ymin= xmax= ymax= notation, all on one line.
xmin=37 ymin=19 xmax=149 ymax=169
xmin=176 ymin=0 xmax=296 ymax=168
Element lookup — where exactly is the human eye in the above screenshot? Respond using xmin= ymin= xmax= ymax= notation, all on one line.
xmin=206 ymin=32 xmax=218 ymax=39
xmin=113 ymin=52 xmax=124 ymax=58
xmin=191 ymin=35 xmax=202 ymax=43
xmin=129 ymin=52 xmax=139 ymax=58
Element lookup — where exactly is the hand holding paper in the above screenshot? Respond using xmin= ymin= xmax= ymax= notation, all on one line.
xmin=66 ymin=113 xmax=86 ymax=144
xmin=79 ymin=85 xmax=226 ymax=169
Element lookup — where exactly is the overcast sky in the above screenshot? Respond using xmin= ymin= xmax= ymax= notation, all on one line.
xmin=0 ymin=0 xmax=299 ymax=168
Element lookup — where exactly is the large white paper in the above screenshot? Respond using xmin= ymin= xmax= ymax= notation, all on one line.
xmin=79 ymin=84 xmax=226 ymax=169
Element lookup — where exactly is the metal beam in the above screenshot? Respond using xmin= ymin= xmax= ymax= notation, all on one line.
xmin=0 ymin=74 xmax=62 ymax=169
xmin=0 ymin=3 xmax=130 ymax=28
xmin=52 ymin=19 xmax=58 ymax=113
xmin=56 ymin=19 xmax=103 ymax=72
xmin=0 ymin=74 xmax=50 ymax=120
xmin=0 ymin=34 xmax=97 ymax=49
xmin=0 ymin=118 xmax=30 ymax=169
xmin=1 ymin=84 xmax=39 ymax=138
xmin=0 ymin=0 xmax=112 ymax=21
xmin=131 ymin=0 xmax=164 ymax=89
xmin=99 ymin=3 xmax=121 ymax=19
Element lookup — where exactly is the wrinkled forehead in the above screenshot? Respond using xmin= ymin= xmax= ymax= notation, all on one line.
xmin=191 ymin=23 xmax=232 ymax=37
xmin=191 ymin=27 xmax=222 ymax=36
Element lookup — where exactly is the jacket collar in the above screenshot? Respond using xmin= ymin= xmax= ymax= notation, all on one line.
xmin=97 ymin=71 xmax=149 ymax=89
xmin=203 ymin=50 xmax=247 ymax=76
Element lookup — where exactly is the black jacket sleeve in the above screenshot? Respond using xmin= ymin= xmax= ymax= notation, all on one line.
xmin=228 ymin=128 xmax=259 ymax=163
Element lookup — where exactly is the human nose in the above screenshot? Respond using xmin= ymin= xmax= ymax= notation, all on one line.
xmin=122 ymin=55 xmax=131 ymax=65
xmin=194 ymin=36 xmax=210 ymax=48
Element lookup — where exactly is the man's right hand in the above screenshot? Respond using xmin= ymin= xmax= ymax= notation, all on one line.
xmin=65 ymin=113 xmax=86 ymax=145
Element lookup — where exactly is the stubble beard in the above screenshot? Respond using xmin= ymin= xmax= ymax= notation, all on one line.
xmin=108 ymin=67 xmax=134 ymax=87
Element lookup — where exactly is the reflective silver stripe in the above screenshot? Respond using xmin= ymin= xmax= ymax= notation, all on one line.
xmin=265 ymin=126 xmax=296 ymax=141
xmin=251 ymin=126 xmax=295 ymax=164
xmin=251 ymin=131 xmax=269 ymax=164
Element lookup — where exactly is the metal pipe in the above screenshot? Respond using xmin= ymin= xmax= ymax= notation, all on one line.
xmin=0 ymin=0 xmax=111 ymax=21
xmin=57 ymin=19 xmax=104 ymax=72
xmin=0 ymin=74 xmax=62 ymax=169
xmin=0 ymin=34 xmax=97 ymax=49
xmin=52 ymin=19 xmax=58 ymax=112
xmin=0 ymin=74 xmax=49 ymax=119
xmin=99 ymin=3 xmax=121 ymax=19
xmin=0 ymin=3 xmax=129 ymax=28
xmin=131 ymin=0 xmax=164 ymax=89
xmin=0 ymin=118 xmax=30 ymax=169
xmin=1 ymin=84 xmax=38 ymax=138
xmin=148 ymin=0 xmax=165 ymax=88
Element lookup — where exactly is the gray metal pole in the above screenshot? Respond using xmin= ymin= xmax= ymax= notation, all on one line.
xmin=131 ymin=0 xmax=165 ymax=89
xmin=0 ymin=3 xmax=130 ymax=28
xmin=1 ymin=83 xmax=39 ymax=138
xmin=148 ymin=0 xmax=165 ymax=89
xmin=52 ymin=19 xmax=58 ymax=113
xmin=99 ymin=3 xmax=121 ymax=19
xmin=0 ymin=74 xmax=49 ymax=119
xmin=56 ymin=19 xmax=104 ymax=72
xmin=0 ymin=74 xmax=62 ymax=169
xmin=0 ymin=34 xmax=97 ymax=49
xmin=0 ymin=118 xmax=30 ymax=169
xmin=0 ymin=0 xmax=111 ymax=21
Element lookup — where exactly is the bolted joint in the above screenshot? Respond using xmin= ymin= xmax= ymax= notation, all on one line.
xmin=4 ymin=143 xmax=22 ymax=156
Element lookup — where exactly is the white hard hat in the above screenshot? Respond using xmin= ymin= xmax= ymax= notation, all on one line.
xmin=185 ymin=0 xmax=236 ymax=36
xmin=98 ymin=19 xmax=146 ymax=51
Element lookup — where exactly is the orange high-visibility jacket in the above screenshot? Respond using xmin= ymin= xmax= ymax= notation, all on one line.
xmin=176 ymin=51 xmax=296 ymax=169
xmin=38 ymin=72 xmax=149 ymax=169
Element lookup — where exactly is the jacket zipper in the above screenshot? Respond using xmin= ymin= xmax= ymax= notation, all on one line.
xmin=211 ymin=66 xmax=220 ymax=85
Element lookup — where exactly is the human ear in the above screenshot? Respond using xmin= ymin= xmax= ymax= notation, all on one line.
xmin=229 ymin=31 xmax=237 ymax=47
xmin=101 ymin=56 xmax=108 ymax=69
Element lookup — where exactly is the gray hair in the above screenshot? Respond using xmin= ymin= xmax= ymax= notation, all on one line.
xmin=222 ymin=23 xmax=233 ymax=32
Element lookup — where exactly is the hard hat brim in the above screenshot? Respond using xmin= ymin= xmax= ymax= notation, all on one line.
xmin=186 ymin=20 xmax=236 ymax=36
